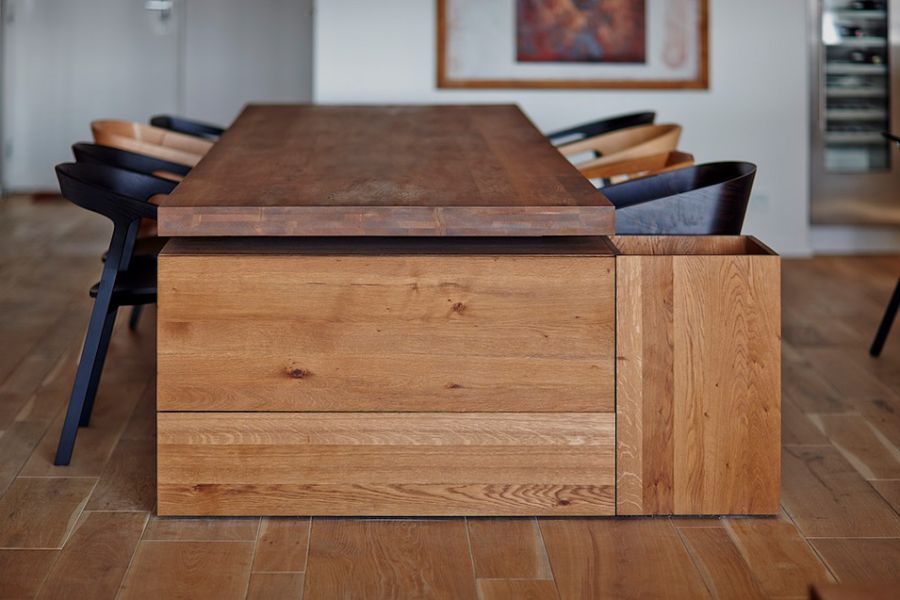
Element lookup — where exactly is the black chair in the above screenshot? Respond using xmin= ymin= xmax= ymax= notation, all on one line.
xmin=547 ymin=111 xmax=656 ymax=146
xmin=150 ymin=114 xmax=225 ymax=140
xmin=600 ymin=162 xmax=757 ymax=235
xmin=870 ymin=278 xmax=899 ymax=357
xmin=72 ymin=143 xmax=180 ymax=330
xmin=53 ymin=162 xmax=177 ymax=465
xmin=72 ymin=142 xmax=191 ymax=179
xmin=870 ymin=132 xmax=900 ymax=357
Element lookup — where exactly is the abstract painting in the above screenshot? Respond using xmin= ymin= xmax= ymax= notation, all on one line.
xmin=516 ymin=0 xmax=647 ymax=64
xmin=438 ymin=0 xmax=708 ymax=89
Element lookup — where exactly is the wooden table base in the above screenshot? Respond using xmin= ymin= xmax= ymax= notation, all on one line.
xmin=156 ymin=236 xmax=780 ymax=517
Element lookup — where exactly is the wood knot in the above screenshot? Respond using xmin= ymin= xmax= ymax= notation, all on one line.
xmin=558 ymin=499 xmax=571 ymax=506
xmin=451 ymin=302 xmax=466 ymax=314
xmin=445 ymin=382 xmax=462 ymax=389
xmin=288 ymin=367 xmax=311 ymax=379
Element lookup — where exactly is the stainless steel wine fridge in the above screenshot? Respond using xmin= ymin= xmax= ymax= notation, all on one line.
xmin=811 ymin=0 xmax=900 ymax=224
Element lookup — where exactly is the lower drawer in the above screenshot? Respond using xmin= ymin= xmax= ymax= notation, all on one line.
xmin=157 ymin=412 xmax=615 ymax=516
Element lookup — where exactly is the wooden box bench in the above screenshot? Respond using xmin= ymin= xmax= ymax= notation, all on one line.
xmin=156 ymin=235 xmax=780 ymax=517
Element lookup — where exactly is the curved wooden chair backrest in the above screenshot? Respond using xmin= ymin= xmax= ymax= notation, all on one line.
xmin=546 ymin=111 xmax=656 ymax=145
xmin=559 ymin=124 xmax=682 ymax=170
xmin=601 ymin=161 xmax=757 ymax=235
xmin=580 ymin=150 xmax=694 ymax=182
xmin=91 ymin=120 xmax=212 ymax=167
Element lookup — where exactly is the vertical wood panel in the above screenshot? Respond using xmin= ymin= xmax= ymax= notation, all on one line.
xmin=616 ymin=243 xmax=781 ymax=515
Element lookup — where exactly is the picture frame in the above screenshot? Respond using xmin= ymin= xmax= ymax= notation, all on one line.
xmin=437 ymin=0 xmax=709 ymax=90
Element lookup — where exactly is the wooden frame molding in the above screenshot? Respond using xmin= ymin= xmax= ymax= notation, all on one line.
xmin=436 ymin=0 xmax=710 ymax=90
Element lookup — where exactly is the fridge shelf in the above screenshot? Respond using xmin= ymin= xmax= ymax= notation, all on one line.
xmin=826 ymin=108 xmax=889 ymax=120
xmin=826 ymin=87 xmax=887 ymax=97
xmin=828 ymin=9 xmax=887 ymax=18
xmin=826 ymin=63 xmax=888 ymax=74
xmin=825 ymin=132 xmax=888 ymax=144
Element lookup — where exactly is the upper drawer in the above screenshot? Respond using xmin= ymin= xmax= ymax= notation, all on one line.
xmin=157 ymin=254 xmax=614 ymax=412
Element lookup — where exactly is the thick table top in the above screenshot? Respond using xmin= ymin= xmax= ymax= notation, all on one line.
xmin=157 ymin=104 xmax=613 ymax=237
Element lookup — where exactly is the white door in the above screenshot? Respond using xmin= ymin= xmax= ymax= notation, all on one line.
xmin=1 ymin=0 xmax=182 ymax=191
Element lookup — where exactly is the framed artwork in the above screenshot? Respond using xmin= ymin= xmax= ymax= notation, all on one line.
xmin=437 ymin=0 xmax=709 ymax=89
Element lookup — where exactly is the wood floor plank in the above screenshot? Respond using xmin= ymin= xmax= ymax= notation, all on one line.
xmin=539 ymin=519 xmax=710 ymax=600
xmin=724 ymin=517 xmax=833 ymax=598
xmin=782 ymin=396 xmax=830 ymax=446
xmin=476 ymin=579 xmax=560 ymax=600
xmin=809 ymin=414 xmax=900 ymax=480
xmin=810 ymin=539 xmax=900 ymax=584
xmin=19 ymin=374 xmax=149 ymax=478
xmin=35 ymin=511 xmax=147 ymax=600
xmin=141 ymin=516 xmax=259 ymax=542
xmin=86 ymin=385 xmax=157 ymax=511
xmin=466 ymin=518 xmax=552 ymax=579
xmin=0 ymin=550 xmax=58 ymax=599
xmin=781 ymin=446 xmax=900 ymax=537
xmin=0 ymin=478 xmax=96 ymax=548
xmin=871 ymin=480 xmax=900 ymax=513
xmin=246 ymin=572 xmax=304 ymax=600
xmin=806 ymin=349 xmax=897 ymax=399
xmin=304 ymin=519 xmax=477 ymax=600
xmin=679 ymin=527 xmax=767 ymax=599
xmin=857 ymin=396 xmax=900 ymax=448
xmin=251 ymin=518 xmax=310 ymax=573
xmin=811 ymin=581 xmax=900 ymax=600
xmin=782 ymin=360 xmax=853 ymax=414
xmin=118 ymin=541 xmax=254 ymax=600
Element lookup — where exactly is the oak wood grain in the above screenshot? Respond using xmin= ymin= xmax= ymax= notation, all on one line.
xmin=157 ymin=104 xmax=613 ymax=237
xmin=246 ymin=573 xmax=305 ymax=600
xmin=614 ymin=236 xmax=781 ymax=515
xmin=679 ymin=526 xmax=768 ymax=599
xmin=724 ymin=517 xmax=833 ymax=598
xmin=781 ymin=446 xmax=900 ymax=537
xmin=252 ymin=518 xmax=310 ymax=573
xmin=809 ymin=414 xmax=900 ymax=480
xmin=559 ymin=124 xmax=682 ymax=170
xmin=35 ymin=511 xmax=147 ymax=600
xmin=304 ymin=519 xmax=476 ymax=599
xmin=118 ymin=541 xmax=254 ymax=600
xmin=467 ymin=518 xmax=552 ymax=579
xmin=0 ymin=550 xmax=58 ymax=599
xmin=871 ymin=480 xmax=900 ymax=513
xmin=141 ymin=516 xmax=259 ymax=542
xmin=539 ymin=519 xmax=711 ymax=599
xmin=476 ymin=579 xmax=561 ymax=600
xmin=157 ymin=412 xmax=615 ymax=516
xmin=91 ymin=120 xmax=211 ymax=167
xmin=0 ymin=478 xmax=96 ymax=548
xmin=810 ymin=539 xmax=900 ymax=584
xmin=158 ymin=253 xmax=614 ymax=413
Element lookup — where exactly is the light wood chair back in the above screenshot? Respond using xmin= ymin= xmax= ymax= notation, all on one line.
xmin=559 ymin=124 xmax=682 ymax=170
xmin=580 ymin=150 xmax=694 ymax=183
xmin=91 ymin=120 xmax=213 ymax=167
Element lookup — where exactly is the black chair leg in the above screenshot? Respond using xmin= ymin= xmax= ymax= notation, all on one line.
xmin=128 ymin=305 xmax=143 ymax=331
xmin=870 ymin=277 xmax=900 ymax=357
xmin=54 ymin=286 xmax=116 ymax=465
xmin=79 ymin=306 xmax=118 ymax=427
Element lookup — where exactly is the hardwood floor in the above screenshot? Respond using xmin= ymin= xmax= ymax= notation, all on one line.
xmin=0 ymin=196 xmax=899 ymax=598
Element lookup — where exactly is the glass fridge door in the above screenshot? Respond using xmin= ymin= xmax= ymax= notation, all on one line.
xmin=822 ymin=0 xmax=891 ymax=172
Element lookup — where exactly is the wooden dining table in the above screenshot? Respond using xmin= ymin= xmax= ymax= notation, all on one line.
xmin=154 ymin=104 xmax=781 ymax=518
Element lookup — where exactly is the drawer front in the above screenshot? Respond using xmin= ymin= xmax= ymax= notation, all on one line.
xmin=157 ymin=412 xmax=615 ymax=516
xmin=158 ymin=255 xmax=614 ymax=412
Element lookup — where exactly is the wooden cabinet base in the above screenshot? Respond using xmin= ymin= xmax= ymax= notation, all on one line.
xmin=156 ymin=412 xmax=615 ymax=516
xmin=156 ymin=236 xmax=781 ymax=517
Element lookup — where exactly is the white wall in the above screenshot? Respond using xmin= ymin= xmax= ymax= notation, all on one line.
xmin=314 ymin=0 xmax=811 ymax=256
xmin=184 ymin=0 xmax=314 ymax=125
